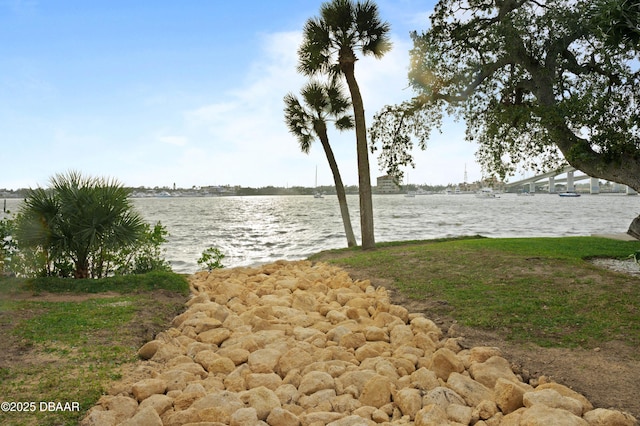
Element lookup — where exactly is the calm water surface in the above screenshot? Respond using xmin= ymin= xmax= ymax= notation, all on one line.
xmin=4 ymin=193 xmax=639 ymax=273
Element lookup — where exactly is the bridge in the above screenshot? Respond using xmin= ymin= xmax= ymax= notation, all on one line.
xmin=504 ymin=166 xmax=637 ymax=194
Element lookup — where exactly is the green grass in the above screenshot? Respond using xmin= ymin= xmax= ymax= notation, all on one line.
xmin=26 ymin=270 xmax=190 ymax=294
xmin=0 ymin=271 xmax=189 ymax=425
xmin=311 ymin=236 xmax=640 ymax=349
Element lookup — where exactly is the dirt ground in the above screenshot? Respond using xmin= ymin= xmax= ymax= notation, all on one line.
xmin=341 ymin=263 xmax=640 ymax=420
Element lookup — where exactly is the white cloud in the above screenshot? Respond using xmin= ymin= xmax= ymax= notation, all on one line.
xmin=157 ymin=27 xmax=476 ymax=188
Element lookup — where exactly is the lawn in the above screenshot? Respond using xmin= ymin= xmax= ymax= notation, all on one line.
xmin=0 ymin=272 xmax=189 ymax=426
xmin=310 ymin=236 xmax=640 ymax=349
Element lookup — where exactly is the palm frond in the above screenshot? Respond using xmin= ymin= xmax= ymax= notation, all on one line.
xmin=298 ymin=18 xmax=333 ymax=76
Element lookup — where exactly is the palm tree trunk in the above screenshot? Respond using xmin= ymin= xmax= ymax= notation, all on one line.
xmin=318 ymin=130 xmax=358 ymax=247
xmin=341 ymin=58 xmax=376 ymax=249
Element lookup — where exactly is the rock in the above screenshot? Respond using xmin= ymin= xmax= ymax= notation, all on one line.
xmin=359 ymin=375 xmax=393 ymax=408
xmin=160 ymin=369 xmax=196 ymax=392
xmin=173 ymin=390 xmax=206 ymax=411
xmin=363 ymin=326 xmax=388 ymax=342
xmin=331 ymin=394 xmax=361 ymax=413
xmin=217 ymin=347 xmax=251 ymax=365
xmin=298 ymin=371 xmax=335 ymax=395
xmin=292 ymin=291 xmax=317 ymax=312
xmin=191 ymin=317 xmax=223 ymax=334
xmin=410 ymin=367 xmax=439 ymax=391
xmin=336 ymin=370 xmax=377 ymax=397
xmin=197 ymin=327 xmax=231 ymax=345
xmin=415 ymin=404 xmax=449 ymax=426
xmin=494 ymin=377 xmax=532 ymax=414
xmin=324 ymin=309 xmax=346 ymax=324
xmin=583 ymin=408 xmax=638 ymax=426
xmin=411 ymin=317 xmax=442 ymax=336
xmin=246 ymin=372 xmax=283 ymax=390
xmin=277 ymin=348 xmax=314 ymax=376
xmin=523 ymin=388 xmax=584 ymax=417
xmin=248 ymin=348 xmax=282 ymax=373
xmin=300 ymin=411 xmax=344 ymax=425
xmin=190 ymin=391 xmax=245 ymax=424
xmin=275 ymin=383 xmax=300 ymax=406
xmin=151 ymin=343 xmax=184 ymax=362
xmin=298 ymin=388 xmax=336 ymax=411
xmin=328 ymin=414 xmax=377 ymax=426
xmin=138 ymin=394 xmax=174 ymax=416
xmin=137 ymin=340 xmax=162 ymax=360
xmin=242 ymin=386 xmax=282 ymax=420
xmin=80 ymin=409 xmax=118 ymax=426
xmin=394 ymin=387 xmax=422 ymax=419
xmin=388 ymin=304 xmax=409 ymax=323
xmin=194 ymin=350 xmax=236 ymax=374
xmin=446 ymin=403 xmax=474 ymax=425
xmin=468 ymin=356 xmax=519 ymax=388
xmin=118 ymin=406 xmax=163 ymax=426
xmin=267 ymin=407 xmax=301 ymax=426
xmin=423 ymin=387 xmax=466 ymax=410
xmin=446 ymin=372 xmax=493 ymax=407
xmin=474 ymin=399 xmax=499 ymax=420
xmin=430 ymin=348 xmax=464 ymax=380
xmin=389 ymin=324 xmax=415 ymax=347
xmin=467 ymin=346 xmax=503 ymax=364
xmin=131 ymin=378 xmax=167 ymax=402
xmin=519 ymin=404 xmax=588 ymax=426
xmin=340 ymin=332 xmax=367 ymax=349
xmin=536 ymin=382 xmax=594 ymax=415
xmin=230 ymin=407 xmax=259 ymax=426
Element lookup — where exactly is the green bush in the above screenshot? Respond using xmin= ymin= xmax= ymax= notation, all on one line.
xmin=197 ymin=246 xmax=225 ymax=271
xmin=10 ymin=171 xmax=171 ymax=278
xmin=0 ymin=216 xmax=17 ymax=274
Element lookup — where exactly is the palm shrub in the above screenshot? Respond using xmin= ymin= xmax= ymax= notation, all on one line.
xmin=13 ymin=171 xmax=166 ymax=278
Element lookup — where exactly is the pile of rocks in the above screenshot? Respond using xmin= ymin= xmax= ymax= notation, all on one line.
xmin=81 ymin=260 xmax=637 ymax=426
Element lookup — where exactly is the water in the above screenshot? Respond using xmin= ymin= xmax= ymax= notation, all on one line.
xmin=4 ymin=193 xmax=639 ymax=273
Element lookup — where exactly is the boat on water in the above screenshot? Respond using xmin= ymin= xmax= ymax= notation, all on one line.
xmin=313 ymin=166 xmax=324 ymax=199
xmin=445 ymin=186 xmax=461 ymax=195
xmin=404 ymin=191 xmax=416 ymax=198
xmin=476 ymin=187 xmax=498 ymax=198
xmin=415 ymin=188 xmax=432 ymax=195
xmin=517 ymin=191 xmax=534 ymax=196
xmin=559 ymin=192 xmax=581 ymax=197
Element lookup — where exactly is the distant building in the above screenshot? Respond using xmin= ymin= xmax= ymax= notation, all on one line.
xmin=376 ymin=175 xmax=400 ymax=194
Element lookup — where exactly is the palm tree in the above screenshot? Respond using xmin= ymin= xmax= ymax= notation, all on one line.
xmin=298 ymin=0 xmax=391 ymax=250
xmin=284 ymin=79 xmax=358 ymax=247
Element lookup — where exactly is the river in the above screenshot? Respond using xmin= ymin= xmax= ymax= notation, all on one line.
xmin=3 ymin=193 xmax=639 ymax=273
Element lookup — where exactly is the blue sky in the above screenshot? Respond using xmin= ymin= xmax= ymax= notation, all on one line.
xmin=1 ymin=0 xmax=482 ymax=190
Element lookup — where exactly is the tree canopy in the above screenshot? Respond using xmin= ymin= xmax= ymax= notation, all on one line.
xmin=370 ymin=0 xmax=640 ymax=189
